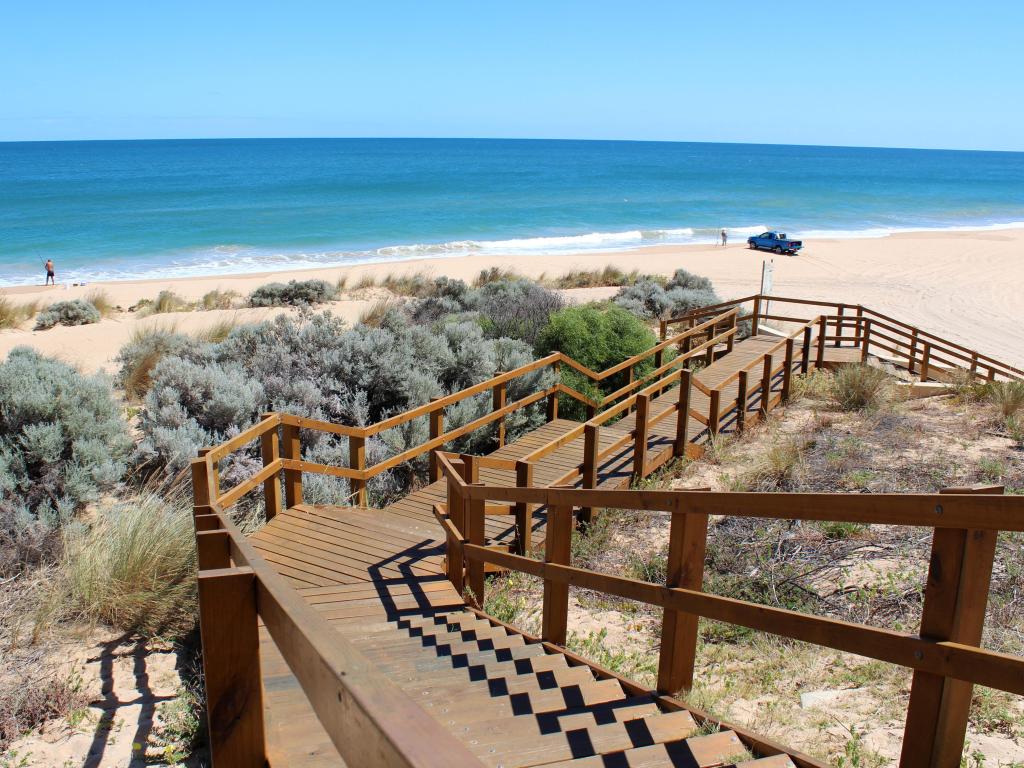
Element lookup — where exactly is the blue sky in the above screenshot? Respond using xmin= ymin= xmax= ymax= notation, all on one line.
xmin=2 ymin=1 xmax=1022 ymax=150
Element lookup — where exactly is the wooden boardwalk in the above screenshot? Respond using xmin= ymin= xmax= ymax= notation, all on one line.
xmin=247 ymin=335 xmax=839 ymax=767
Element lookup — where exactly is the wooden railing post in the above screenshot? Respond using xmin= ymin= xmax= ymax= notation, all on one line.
xmin=546 ymin=361 xmax=561 ymax=422
xmin=466 ymin=484 xmax=485 ymax=608
xmin=854 ymin=305 xmax=864 ymax=347
xmin=704 ymin=327 xmax=716 ymax=367
xmin=514 ymin=460 xmax=534 ymax=555
xmin=259 ymin=417 xmax=282 ymax=521
xmin=492 ymin=378 xmax=507 ymax=447
xmin=835 ymin=305 xmax=844 ymax=347
xmin=541 ymin=502 xmax=573 ymax=645
xmin=736 ymin=371 xmax=748 ymax=434
xmin=816 ymin=316 xmax=827 ymax=368
xmin=191 ymin=455 xmax=215 ymax=517
xmin=920 ymin=343 xmax=932 ymax=382
xmin=657 ymin=501 xmax=708 ymax=694
xmin=681 ymin=322 xmax=693 ymax=366
xmin=673 ymin=370 xmax=693 ymax=457
xmin=969 ymin=352 xmax=979 ymax=378
xmin=198 ymin=566 xmax=266 ymax=767
xmin=196 ymin=529 xmax=230 ymax=571
xmin=659 ymin=319 xmax=668 ymax=342
xmin=445 ymin=458 xmax=466 ymax=593
xmin=781 ymin=337 xmax=795 ymax=402
xmin=280 ymin=422 xmax=303 ymax=508
xmin=349 ymin=435 xmax=367 ymax=507
xmin=751 ymin=296 xmax=761 ymax=336
xmin=899 ymin=486 xmax=1003 ymax=768
xmin=860 ymin=319 xmax=872 ymax=363
xmin=801 ymin=326 xmax=812 ymax=375
xmin=429 ymin=397 xmax=444 ymax=483
xmin=760 ymin=354 xmax=773 ymax=418
xmin=908 ymin=328 xmax=920 ymax=375
xmin=632 ymin=393 xmax=650 ymax=481
xmin=726 ymin=312 xmax=736 ymax=353
xmin=708 ymin=389 xmax=721 ymax=436
xmin=580 ymin=424 xmax=600 ymax=528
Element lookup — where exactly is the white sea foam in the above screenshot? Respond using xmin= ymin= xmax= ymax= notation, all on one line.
xmin=3 ymin=221 xmax=1024 ymax=286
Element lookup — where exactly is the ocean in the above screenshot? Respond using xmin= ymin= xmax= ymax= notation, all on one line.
xmin=1 ymin=138 xmax=1022 ymax=286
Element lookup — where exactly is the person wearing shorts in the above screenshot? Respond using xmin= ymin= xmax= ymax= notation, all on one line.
xmin=45 ymin=259 xmax=55 ymax=285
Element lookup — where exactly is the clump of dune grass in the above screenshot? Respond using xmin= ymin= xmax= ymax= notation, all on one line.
xmin=733 ymin=434 xmax=804 ymax=491
xmin=193 ymin=317 xmax=238 ymax=344
xmin=0 ymin=297 xmax=39 ymax=329
xmin=137 ymin=290 xmax=192 ymax=316
xmin=352 ymin=273 xmax=377 ymax=291
xmin=84 ymin=289 xmax=116 ymax=317
xmin=380 ymin=271 xmax=436 ymax=298
xmin=830 ymin=363 xmax=891 ymax=411
xmin=985 ymin=380 xmax=1024 ymax=419
xmin=200 ymin=288 xmax=238 ymax=310
xmin=947 ymin=367 xmax=989 ymax=403
xmin=473 ymin=266 xmax=519 ymax=287
xmin=545 ymin=266 xmax=643 ymax=289
xmin=335 ymin=274 xmax=348 ymax=291
xmin=358 ymin=297 xmax=401 ymax=327
xmin=115 ymin=324 xmax=188 ymax=401
xmin=48 ymin=492 xmax=197 ymax=638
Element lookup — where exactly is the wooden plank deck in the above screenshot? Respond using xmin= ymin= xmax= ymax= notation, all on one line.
xmin=248 ymin=336 xmax=854 ymax=767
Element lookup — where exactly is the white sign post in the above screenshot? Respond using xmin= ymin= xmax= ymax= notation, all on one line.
xmin=760 ymin=259 xmax=774 ymax=322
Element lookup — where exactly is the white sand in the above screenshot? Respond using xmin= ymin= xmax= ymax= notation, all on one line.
xmin=2 ymin=228 xmax=1022 ymax=372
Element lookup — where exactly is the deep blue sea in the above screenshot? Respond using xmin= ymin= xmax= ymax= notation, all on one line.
xmin=1 ymin=138 xmax=1022 ymax=286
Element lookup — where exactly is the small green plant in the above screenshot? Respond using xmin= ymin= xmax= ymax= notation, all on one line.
xmin=1005 ymin=414 xmax=1024 ymax=448
xmin=150 ymin=679 xmax=205 ymax=765
xmin=482 ymin=573 xmax=529 ymax=626
xmin=33 ymin=299 xmax=101 ymax=329
xmin=626 ymin=550 xmax=667 ymax=583
xmin=249 ymin=279 xmax=338 ymax=307
xmin=830 ymin=363 xmax=891 ymax=411
xmin=817 ymin=520 xmax=867 ymax=540
xmin=791 ymin=368 xmax=833 ymax=400
xmin=979 ymin=457 xmax=1007 ymax=483
xmin=566 ymin=628 xmax=657 ymax=685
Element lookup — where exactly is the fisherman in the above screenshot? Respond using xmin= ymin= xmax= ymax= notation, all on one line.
xmin=44 ymin=258 xmax=55 ymax=286
xmin=720 ymin=229 xmax=728 ymax=247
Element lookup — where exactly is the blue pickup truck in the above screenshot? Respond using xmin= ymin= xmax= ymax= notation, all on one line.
xmin=747 ymin=231 xmax=803 ymax=255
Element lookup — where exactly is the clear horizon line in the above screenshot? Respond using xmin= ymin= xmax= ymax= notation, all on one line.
xmin=1 ymin=134 xmax=1022 ymax=155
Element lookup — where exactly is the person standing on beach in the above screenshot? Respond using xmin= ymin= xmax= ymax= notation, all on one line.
xmin=44 ymin=259 xmax=55 ymax=285
xmin=720 ymin=229 xmax=728 ymax=247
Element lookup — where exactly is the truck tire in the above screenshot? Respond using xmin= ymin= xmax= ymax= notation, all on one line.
xmin=773 ymin=246 xmax=783 ymax=254
xmin=748 ymin=242 xmax=757 ymax=249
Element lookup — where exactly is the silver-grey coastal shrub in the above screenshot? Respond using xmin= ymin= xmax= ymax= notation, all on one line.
xmin=248 ymin=279 xmax=338 ymax=307
xmin=0 ymin=347 xmax=131 ymax=572
xmin=613 ymin=269 xmax=720 ymax=320
xmin=34 ymin=299 xmax=101 ymax=330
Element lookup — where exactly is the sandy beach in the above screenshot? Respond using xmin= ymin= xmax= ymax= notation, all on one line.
xmin=2 ymin=227 xmax=1022 ymax=373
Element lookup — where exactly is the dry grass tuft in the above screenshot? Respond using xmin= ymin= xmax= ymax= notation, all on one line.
xmin=986 ymin=380 xmax=1024 ymax=419
xmin=473 ymin=266 xmax=519 ymax=287
xmin=193 ymin=317 xmax=238 ymax=343
xmin=84 ymin=289 xmax=116 ymax=317
xmin=830 ymin=363 xmax=891 ymax=411
xmin=353 ymin=273 xmax=377 ymax=290
xmin=0 ymin=668 xmax=88 ymax=750
xmin=200 ymin=289 xmax=238 ymax=310
xmin=358 ymin=297 xmax=400 ymax=327
xmin=545 ymin=266 xmax=642 ymax=289
xmin=48 ymin=492 xmax=197 ymax=639
xmin=0 ymin=298 xmax=39 ymax=329
xmin=139 ymin=290 xmax=192 ymax=315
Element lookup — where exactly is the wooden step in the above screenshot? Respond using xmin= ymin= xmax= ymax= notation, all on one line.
xmin=541 ymin=729 xmax=752 ymax=767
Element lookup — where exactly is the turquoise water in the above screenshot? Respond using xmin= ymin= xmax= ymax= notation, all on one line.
xmin=0 ymin=138 xmax=1022 ymax=286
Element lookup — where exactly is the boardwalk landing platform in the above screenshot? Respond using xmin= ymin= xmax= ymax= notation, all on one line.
xmin=248 ymin=336 xmax=852 ymax=767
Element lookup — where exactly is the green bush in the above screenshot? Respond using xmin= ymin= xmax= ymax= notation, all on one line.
xmin=249 ymin=279 xmax=338 ymax=307
xmin=33 ymin=299 xmax=101 ymax=330
xmin=535 ymin=304 xmax=656 ymax=418
xmin=0 ymin=348 xmax=131 ymax=573
xmin=830 ymin=363 xmax=891 ymax=411
xmin=986 ymin=380 xmax=1024 ymax=419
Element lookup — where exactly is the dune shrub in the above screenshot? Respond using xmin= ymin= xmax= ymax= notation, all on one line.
xmin=545 ymin=266 xmax=642 ymax=289
xmin=613 ymin=268 xmax=720 ymax=321
xmin=830 ymin=363 xmax=891 ymax=411
xmin=535 ymin=304 xmax=656 ymax=418
xmin=0 ymin=348 xmax=130 ymax=573
xmin=52 ymin=492 xmax=197 ymax=638
xmin=33 ymin=299 xmax=101 ymax=330
xmin=249 ymin=279 xmax=338 ymax=307
xmin=135 ymin=311 xmax=550 ymax=506
xmin=473 ymin=279 xmax=564 ymax=346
